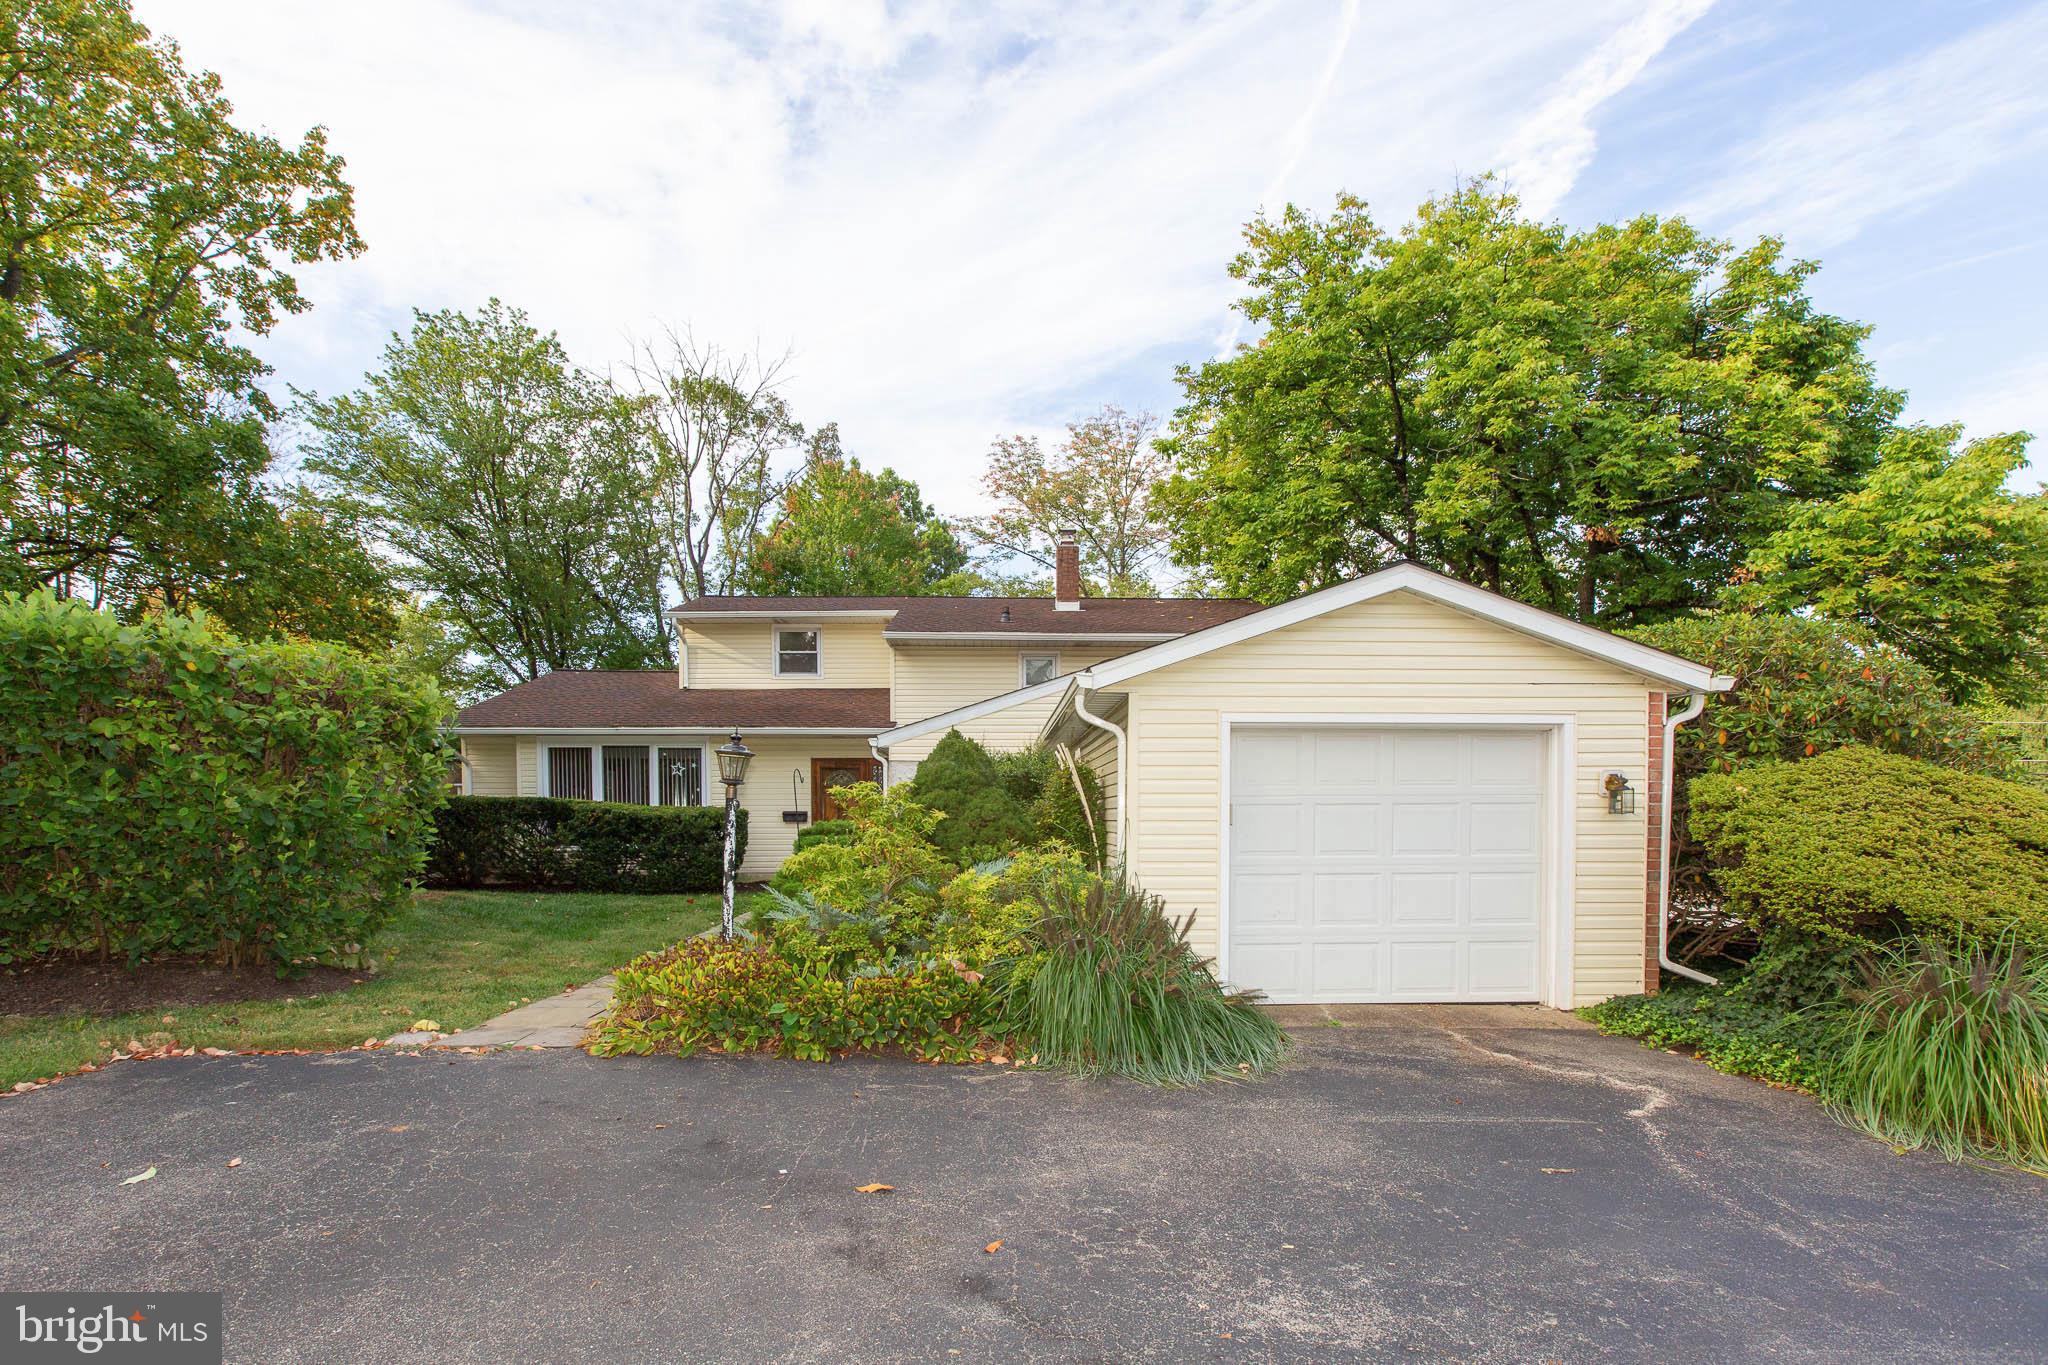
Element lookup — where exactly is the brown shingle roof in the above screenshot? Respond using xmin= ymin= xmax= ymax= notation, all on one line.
xmin=671 ymin=594 xmax=1265 ymax=636
xmin=456 ymin=672 xmax=891 ymax=730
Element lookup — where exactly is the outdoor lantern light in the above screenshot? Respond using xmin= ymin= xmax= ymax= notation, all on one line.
xmin=1603 ymin=771 xmax=1637 ymax=816
xmin=716 ymin=730 xmax=754 ymax=788
xmin=716 ymin=730 xmax=753 ymax=942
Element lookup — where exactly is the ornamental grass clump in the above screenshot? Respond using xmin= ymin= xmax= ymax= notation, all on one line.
xmin=995 ymin=869 xmax=1290 ymax=1085
xmin=1830 ymin=937 xmax=2048 ymax=1173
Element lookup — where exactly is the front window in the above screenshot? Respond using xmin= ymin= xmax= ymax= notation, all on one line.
xmin=1020 ymin=653 xmax=1060 ymax=686
xmin=658 ymin=747 xmax=704 ymax=805
xmin=775 ymin=627 xmax=821 ymax=676
xmin=547 ymin=746 xmax=593 ymax=800
xmin=601 ymin=746 xmax=650 ymax=804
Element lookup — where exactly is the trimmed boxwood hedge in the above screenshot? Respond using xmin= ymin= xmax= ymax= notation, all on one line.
xmin=1687 ymin=745 xmax=2048 ymax=949
xmin=0 ymin=593 xmax=448 ymax=971
xmin=424 ymin=795 xmax=745 ymax=893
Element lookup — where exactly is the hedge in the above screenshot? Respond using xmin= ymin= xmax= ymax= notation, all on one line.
xmin=791 ymin=819 xmax=853 ymax=856
xmin=423 ymin=795 xmax=745 ymax=893
xmin=1687 ymin=746 xmax=2048 ymax=949
xmin=0 ymin=593 xmax=448 ymax=970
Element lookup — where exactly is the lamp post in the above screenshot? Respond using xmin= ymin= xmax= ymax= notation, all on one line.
xmin=715 ymin=729 xmax=753 ymax=942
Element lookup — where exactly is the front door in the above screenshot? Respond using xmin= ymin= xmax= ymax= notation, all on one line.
xmin=811 ymin=757 xmax=881 ymax=821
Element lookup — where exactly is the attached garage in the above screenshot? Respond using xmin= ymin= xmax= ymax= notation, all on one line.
xmin=1038 ymin=563 xmax=1732 ymax=1010
xmin=1227 ymin=725 xmax=1553 ymax=1004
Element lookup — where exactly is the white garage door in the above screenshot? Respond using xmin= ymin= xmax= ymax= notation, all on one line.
xmin=1227 ymin=727 xmax=1547 ymax=1003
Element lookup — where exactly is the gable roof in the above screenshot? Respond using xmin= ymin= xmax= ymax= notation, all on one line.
xmin=1073 ymin=563 xmax=1735 ymax=694
xmin=454 ymin=671 xmax=892 ymax=732
xmin=669 ymin=594 xmax=1261 ymax=638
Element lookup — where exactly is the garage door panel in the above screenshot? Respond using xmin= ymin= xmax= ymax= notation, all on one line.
xmin=1312 ymin=873 xmax=1382 ymax=926
xmin=1470 ymin=733 xmax=1543 ymax=786
xmin=1311 ymin=802 xmax=1380 ymax=855
xmin=1393 ymin=734 xmax=1461 ymax=785
xmin=1232 ymin=873 xmax=1305 ymax=928
xmin=1234 ymin=802 xmax=1301 ymax=856
xmin=1469 ymin=872 xmax=1539 ymax=925
xmin=1229 ymin=727 xmax=1547 ymax=1004
xmin=1234 ymin=731 xmax=1302 ymax=790
xmin=1470 ymin=799 xmax=1540 ymax=854
xmin=1310 ymin=943 xmax=1382 ymax=997
xmin=1311 ymin=731 xmax=1383 ymax=787
xmin=1469 ymin=939 xmax=1541 ymax=994
xmin=1386 ymin=941 xmax=1460 ymax=997
xmin=1390 ymin=802 xmax=1461 ymax=855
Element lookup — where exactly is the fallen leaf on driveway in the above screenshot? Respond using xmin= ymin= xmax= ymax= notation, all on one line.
xmin=121 ymin=1167 xmax=157 ymax=1185
xmin=1540 ymin=1168 xmax=1576 ymax=1175
xmin=410 ymin=1020 xmax=440 ymax=1033
xmin=226 ymin=1158 xmax=243 ymax=1168
xmin=854 ymin=1183 xmax=894 ymax=1194
xmin=387 ymin=1125 xmax=409 ymax=1133
xmin=200 ymin=1047 xmax=231 ymax=1058
xmin=984 ymin=1240 xmax=1003 ymax=1254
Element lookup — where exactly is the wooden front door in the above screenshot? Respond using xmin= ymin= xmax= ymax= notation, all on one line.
xmin=811 ymin=757 xmax=881 ymax=821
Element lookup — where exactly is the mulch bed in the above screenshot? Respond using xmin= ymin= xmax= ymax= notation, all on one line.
xmin=0 ymin=957 xmax=360 ymax=1018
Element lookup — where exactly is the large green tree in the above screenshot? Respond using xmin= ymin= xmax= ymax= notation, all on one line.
xmin=303 ymin=301 xmax=668 ymax=690
xmin=1157 ymin=183 xmax=1899 ymax=623
xmin=744 ymin=426 xmax=972 ymax=595
xmin=1728 ymin=424 xmax=2048 ymax=703
xmin=963 ymin=405 xmax=1174 ymax=596
xmin=1 ymin=0 xmax=367 ymax=613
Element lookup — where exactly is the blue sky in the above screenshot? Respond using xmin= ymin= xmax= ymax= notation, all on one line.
xmin=136 ymin=0 xmax=2047 ymax=509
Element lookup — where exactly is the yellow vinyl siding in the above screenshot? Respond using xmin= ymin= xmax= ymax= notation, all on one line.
xmin=888 ymin=644 xmax=1128 ymax=765
xmin=516 ymin=738 xmax=539 ymax=795
xmin=1117 ymin=589 xmax=1653 ymax=1008
xmin=1074 ymin=721 xmax=1120 ymax=861
xmin=681 ymin=620 xmax=892 ymax=689
xmin=462 ymin=737 xmax=517 ymax=796
xmin=729 ymin=737 xmax=880 ymax=880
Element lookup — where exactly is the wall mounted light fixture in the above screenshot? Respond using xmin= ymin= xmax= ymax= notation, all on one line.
xmin=1602 ymin=771 xmax=1637 ymax=815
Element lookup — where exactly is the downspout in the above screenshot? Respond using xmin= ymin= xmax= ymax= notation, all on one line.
xmin=1659 ymin=692 xmax=1717 ymax=986
xmin=1072 ymin=689 xmax=1127 ymax=860
xmin=867 ymin=738 xmax=890 ymax=790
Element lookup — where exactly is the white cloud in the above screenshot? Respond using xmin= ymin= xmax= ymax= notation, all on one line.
xmin=1681 ymin=5 xmax=2048 ymax=250
xmin=135 ymin=0 xmax=1672 ymax=513
xmin=1495 ymin=0 xmax=1715 ymax=217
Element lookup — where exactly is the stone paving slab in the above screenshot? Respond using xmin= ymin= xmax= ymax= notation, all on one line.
xmin=386 ymin=975 xmax=615 ymax=1049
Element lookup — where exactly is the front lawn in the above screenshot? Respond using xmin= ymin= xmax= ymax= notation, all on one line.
xmin=0 ymin=890 xmax=731 ymax=1090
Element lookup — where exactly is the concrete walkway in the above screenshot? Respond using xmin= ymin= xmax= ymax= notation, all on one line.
xmin=388 ymin=976 xmax=615 ymax=1049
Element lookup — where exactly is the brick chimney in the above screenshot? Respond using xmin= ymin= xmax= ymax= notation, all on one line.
xmin=1054 ymin=527 xmax=1081 ymax=611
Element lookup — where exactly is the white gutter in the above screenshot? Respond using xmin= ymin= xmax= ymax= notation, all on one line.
xmin=1072 ymin=690 xmax=1127 ymax=859
xmin=1658 ymin=692 xmax=1717 ymax=987
xmin=868 ymin=736 xmax=890 ymax=790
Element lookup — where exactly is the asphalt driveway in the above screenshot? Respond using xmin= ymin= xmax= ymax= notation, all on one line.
xmin=2 ymin=1008 xmax=2043 ymax=1363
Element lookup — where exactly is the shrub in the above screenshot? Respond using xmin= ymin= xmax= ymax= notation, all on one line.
xmin=908 ymin=730 xmax=1037 ymax=862
xmin=991 ymin=868 xmax=1291 ymax=1085
xmin=422 ymin=795 xmax=743 ymax=894
xmin=1002 ymin=745 xmax=1107 ymax=868
xmin=589 ymin=937 xmax=995 ymax=1063
xmin=1581 ymin=931 xmax=1858 ymax=1090
xmin=1688 ymin=747 xmax=2048 ymax=949
xmin=1625 ymin=613 xmax=2016 ymax=954
xmin=792 ymin=819 xmax=854 ymax=855
xmin=1830 ymin=937 xmax=2048 ymax=1172
xmin=0 ymin=593 xmax=448 ymax=970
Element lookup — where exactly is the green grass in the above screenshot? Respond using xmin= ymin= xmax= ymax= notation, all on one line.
xmin=0 ymin=890 xmax=733 ymax=1089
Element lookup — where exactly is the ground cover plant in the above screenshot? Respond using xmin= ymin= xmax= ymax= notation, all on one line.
xmin=0 ymin=890 xmax=723 ymax=1090
xmin=1830 ymin=937 xmax=2048 ymax=1173
xmin=591 ymin=779 xmax=1285 ymax=1082
xmin=990 ymin=868 xmax=1290 ymax=1086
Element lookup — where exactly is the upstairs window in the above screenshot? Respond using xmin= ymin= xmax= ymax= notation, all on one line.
xmin=775 ymin=627 xmax=821 ymax=677
xmin=1020 ymin=653 xmax=1060 ymax=687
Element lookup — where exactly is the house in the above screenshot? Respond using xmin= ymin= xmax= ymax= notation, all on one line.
xmin=455 ymin=532 xmax=1731 ymax=1009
